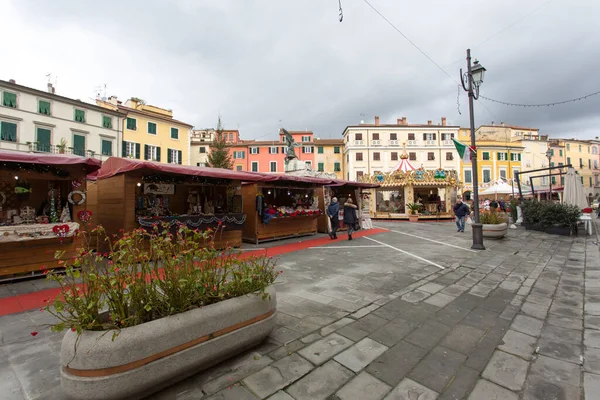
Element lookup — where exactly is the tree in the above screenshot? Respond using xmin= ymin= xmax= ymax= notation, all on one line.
xmin=207 ymin=117 xmax=233 ymax=170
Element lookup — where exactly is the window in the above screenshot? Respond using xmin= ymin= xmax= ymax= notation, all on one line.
xmin=550 ymin=149 xmax=555 ymax=156
xmin=301 ymin=136 xmax=311 ymax=142
xmin=595 ymin=160 xmax=599 ymax=169
xmin=512 ymin=169 xmax=519 ymax=179
xmin=270 ymin=161 xmax=277 ymax=172
xmin=101 ymin=139 xmax=112 ymax=156
xmin=250 ymin=147 xmax=259 ymax=154
xmin=464 ymin=169 xmax=472 ymax=183
xmin=441 ymin=133 xmax=455 ymax=141
xmin=167 ymin=148 xmax=182 ymax=164
xmin=229 ymin=133 xmax=234 ymax=142
xmin=581 ymin=176 xmax=584 ymax=184
xmin=497 ymin=152 xmax=508 ymax=161
xmin=251 ymin=161 xmax=258 ymax=172
xmin=2 ymin=91 xmax=17 ymax=108
xmin=145 ymin=145 xmax=160 ymax=161
xmin=305 ymin=161 xmax=312 ymax=168
xmin=233 ymin=151 xmax=245 ymax=159
xmin=126 ymin=117 xmax=137 ymax=130
xmin=356 ymin=153 xmax=363 ymax=161
xmin=567 ymin=157 xmax=571 ymax=165
xmin=390 ymin=133 xmax=397 ymax=140
xmin=318 ymin=162 xmax=324 ymax=172
xmin=74 ymin=109 xmax=86 ymax=123
xmin=482 ymin=152 xmax=490 ymax=160
xmin=593 ymin=147 xmax=599 ymax=155
xmin=423 ymin=133 xmax=436 ymax=141
xmin=123 ymin=141 xmax=140 ymax=159
xmin=102 ymin=115 xmax=112 ymax=129
xmin=199 ymin=147 xmax=206 ymax=153
xmin=73 ymin=134 xmax=86 ymax=156
xmin=236 ymin=165 xmax=242 ymax=171
xmin=427 ymin=152 xmax=435 ymax=161
xmin=38 ymin=100 xmax=51 ymax=115
xmin=269 ymin=146 xmax=278 ymax=154
xmin=590 ymin=177 xmax=593 ymax=187
xmin=391 ymin=152 xmax=398 ymax=161
xmin=408 ymin=133 xmax=415 ymax=141
xmin=561 ymin=176 xmax=565 ymax=186
xmin=147 ymin=122 xmax=157 ymax=135
xmin=409 ymin=152 xmax=416 ymax=161
xmin=373 ymin=152 xmax=380 ymax=161
xmin=0 ymin=121 xmax=17 ymax=142
xmin=483 ymin=169 xmax=491 ymax=183
xmin=580 ymin=158 xmax=584 ymax=168
xmin=500 ymin=169 xmax=507 ymax=179
xmin=334 ymin=162 xmax=341 ymax=172
xmin=171 ymin=127 xmax=179 ymax=140
xmin=355 ymin=133 xmax=363 ymax=141
xmin=446 ymin=152 xmax=453 ymax=160
xmin=302 ymin=146 xmax=313 ymax=153
xmin=317 ymin=146 xmax=324 ymax=154
xmin=559 ymin=149 xmax=563 ymax=156
xmin=588 ymin=146 xmax=591 ymax=154
xmin=372 ymin=133 xmax=380 ymax=140
xmin=589 ymin=160 xmax=592 ymax=169
xmin=36 ymin=128 xmax=51 ymax=152
xmin=550 ymin=162 xmax=555 ymax=168
xmin=334 ymin=146 xmax=340 ymax=154
xmin=567 ymin=143 xmax=570 ymax=150
xmin=579 ymin=145 xmax=582 ymax=152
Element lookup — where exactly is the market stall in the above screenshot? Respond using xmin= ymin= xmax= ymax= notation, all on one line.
xmin=241 ymin=175 xmax=330 ymax=244
xmin=96 ymin=157 xmax=268 ymax=249
xmin=0 ymin=151 xmax=101 ymax=278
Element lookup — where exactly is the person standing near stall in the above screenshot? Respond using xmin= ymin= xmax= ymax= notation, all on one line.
xmin=343 ymin=198 xmax=358 ymax=240
xmin=327 ymin=197 xmax=340 ymax=239
xmin=453 ymin=197 xmax=470 ymax=233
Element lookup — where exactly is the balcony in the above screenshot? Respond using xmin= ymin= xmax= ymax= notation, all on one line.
xmin=442 ymin=140 xmax=453 ymax=146
xmin=389 ymin=140 xmax=399 ymax=145
xmin=407 ymin=140 xmax=417 ymax=146
xmin=371 ymin=140 xmax=381 ymax=145
xmin=353 ymin=140 xmax=364 ymax=145
xmin=425 ymin=140 xmax=436 ymax=146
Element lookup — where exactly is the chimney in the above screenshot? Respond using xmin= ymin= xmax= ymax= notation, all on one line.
xmin=441 ymin=117 xmax=447 ymax=126
xmin=107 ymin=96 xmax=119 ymax=106
xmin=427 ymin=120 xmax=432 ymax=125
xmin=397 ymin=118 xmax=402 ymax=125
xmin=8 ymin=79 xmax=15 ymax=84
xmin=501 ymin=122 xmax=505 ymax=127
xmin=402 ymin=117 xmax=407 ymax=125
xmin=374 ymin=116 xmax=380 ymax=126
xmin=491 ymin=121 xmax=495 ymax=126
xmin=47 ymin=83 xmax=53 ymax=93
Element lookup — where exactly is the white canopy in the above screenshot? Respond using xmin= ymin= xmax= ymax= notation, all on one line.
xmin=563 ymin=168 xmax=588 ymax=209
xmin=480 ymin=179 xmax=515 ymax=195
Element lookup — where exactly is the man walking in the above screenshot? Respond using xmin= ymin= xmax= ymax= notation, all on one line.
xmin=327 ymin=197 xmax=340 ymax=239
xmin=343 ymin=198 xmax=358 ymax=240
xmin=453 ymin=198 xmax=470 ymax=233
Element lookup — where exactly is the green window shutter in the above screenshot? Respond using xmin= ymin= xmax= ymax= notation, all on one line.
xmin=144 ymin=145 xmax=149 ymax=160
xmin=318 ymin=146 xmax=324 ymax=154
xmin=0 ymin=122 xmax=17 ymax=142
xmin=256 ymin=147 xmax=260 ymax=154
xmin=318 ymin=162 xmax=324 ymax=172
xmin=135 ymin=143 xmax=141 ymax=159
xmin=102 ymin=116 xmax=112 ymax=129
xmin=148 ymin=122 xmax=157 ymax=134
xmin=167 ymin=149 xmax=173 ymax=163
xmin=127 ymin=118 xmax=137 ymax=130
xmin=334 ymin=146 xmax=340 ymax=154
xmin=3 ymin=92 xmax=17 ymax=107
xmin=171 ymin=127 xmax=179 ymax=139
xmin=178 ymin=150 xmax=182 ymax=165
xmin=156 ymin=147 xmax=161 ymax=162
xmin=36 ymin=128 xmax=51 ymax=152
xmin=38 ymin=100 xmax=51 ymax=115
xmin=311 ymin=146 xmax=314 ymax=153
xmin=302 ymin=147 xmax=305 ymax=154
xmin=122 ymin=141 xmax=127 ymax=157
xmin=101 ymin=140 xmax=112 ymax=156
xmin=233 ymin=152 xmax=237 ymax=159
xmin=73 ymin=134 xmax=86 ymax=156
xmin=74 ymin=109 xmax=85 ymax=123
xmin=334 ymin=162 xmax=341 ymax=172
xmin=518 ymin=154 xmax=521 ymax=161
xmin=497 ymin=153 xmax=500 ymax=160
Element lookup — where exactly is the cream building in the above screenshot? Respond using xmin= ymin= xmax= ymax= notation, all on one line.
xmin=190 ymin=129 xmax=214 ymax=167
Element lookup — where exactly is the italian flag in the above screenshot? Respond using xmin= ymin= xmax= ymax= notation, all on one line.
xmin=453 ymin=139 xmax=475 ymax=162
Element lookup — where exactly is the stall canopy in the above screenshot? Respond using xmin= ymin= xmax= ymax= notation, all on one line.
xmin=563 ymin=168 xmax=588 ymax=209
xmin=0 ymin=150 xmax=101 ymax=174
xmin=328 ymin=179 xmax=380 ymax=188
xmin=97 ymin=157 xmax=270 ymax=182
xmin=390 ymin=156 xmax=416 ymax=173
xmin=241 ymin=173 xmax=333 ymax=185
xmin=480 ymin=179 xmax=515 ymax=196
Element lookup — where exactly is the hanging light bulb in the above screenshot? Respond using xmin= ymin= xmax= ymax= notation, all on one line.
xmin=137 ymin=182 xmax=142 ymax=187
xmin=14 ymin=176 xmax=19 ymax=180
xmin=267 ymin=190 xmax=272 ymax=195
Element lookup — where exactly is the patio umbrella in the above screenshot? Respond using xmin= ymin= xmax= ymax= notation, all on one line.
xmin=563 ymin=168 xmax=588 ymax=209
xmin=480 ymin=179 xmax=515 ymax=199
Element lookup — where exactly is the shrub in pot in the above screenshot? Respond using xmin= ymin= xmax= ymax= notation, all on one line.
xmin=479 ymin=210 xmax=508 ymax=239
xmin=539 ymin=202 xmax=581 ymax=235
xmin=406 ymin=203 xmax=421 ymax=222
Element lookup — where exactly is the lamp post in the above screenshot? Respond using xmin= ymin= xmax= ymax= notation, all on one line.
xmin=546 ymin=148 xmax=553 ymax=201
xmin=460 ymin=49 xmax=486 ymax=250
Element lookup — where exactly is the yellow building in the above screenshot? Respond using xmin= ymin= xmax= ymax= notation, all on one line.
xmin=550 ymin=138 xmax=596 ymax=192
xmin=98 ymin=97 xmax=193 ymax=165
xmin=314 ymin=138 xmax=344 ymax=179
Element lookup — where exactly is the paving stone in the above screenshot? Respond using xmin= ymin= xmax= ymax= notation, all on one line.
xmin=200 ymin=353 xmax=274 ymax=395
xmin=267 ymin=391 xmax=295 ymax=400
xmin=404 ymin=319 xmax=452 ymax=351
xmin=330 ymin=299 xmax=364 ymax=313
xmin=469 ymin=285 xmax=492 ymax=298
xmin=467 ymin=379 xmax=518 ymax=400
xmin=424 ymin=293 xmax=455 ymax=308
xmin=440 ymin=284 xmax=467 ymax=297
xmin=438 ymin=366 xmax=479 ymax=400
xmin=285 ymin=360 xmax=354 ymax=400
xmin=451 ymin=293 xmax=481 ymax=311
xmin=397 ymin=302 xmax=441 ymax=324
xmin=336 ymin=372 xmax=392 ymax=400
xmin=368 ymin=318 xmax=418 ymax=348
xmin=521 ymin=301 xmax=550 ymax=320
xmin=547 ymin=314 xmax=583 ymax=331
xmin=300 ymin=333 xmax=322 ymax=344
xmin=482 ymin=350 xmax=529 ymax=391
xmin=204 ymin=385 xmax=259 ymax=400
xmin=334 ymin=337 xmax=389 ymax=373
xmin=541 ymin=324 xmax=582 ymax=345
xmin=587 ymin=315 xmax=600 ymax=330
xmin=242 ymin=353 xmax=313 ymax=398
xmin=320 ymin=318 xmax=354 ymax=336
xmin=585 ymin=347 xmax=600 ymax=374
xmin=585 ymin=329 xmax=600 ymax=349
xmin=269 ymin=326 xmax=304 ymax=345
xmin=526 ymin=293 xmax=553 ymax=307
xmin=419 ymin=282 xmax=446 ymax=294
xmin=297 ymin=333 xmax=354 ymax=366
xmin=440 ymin=324 xmax=486 ymax=355
xmin=408 ymin=345 xmax=466 ymax=393
xmin=383 ymin=378 xmax=438 ymax=400
xmin=584 ymin=372 xmax=600 ymax=398
xmin=353 ymin=314 xmax=389 ymax=333
xmin=366 ymin=340 xmax=428 ymax=387
xmin=550 ymin=303 xmax=583 ymax=318
xmin=522 ymin=355 xmax=581 ymax=400
xmin=351 ymin=304 xmax=381 ymax=319
xmin=337 ymin=324 xmax=369 ymax=342
xmin=537 ymin=337 xmax=582 ymax=364
xmin=434 ymin=303 xmax=471 ymax=327
xmin=269 ymin=341 xmax=306 ymax=361
xmin=586 ymin=302 xmax=600 ymax=316
xmin=511 ymin=315 xmax=543 ymax=337
xmin=462 ymin=307 xmax=499 ymax=330
xmin=401 ymin=290 xmax=430 ymax=303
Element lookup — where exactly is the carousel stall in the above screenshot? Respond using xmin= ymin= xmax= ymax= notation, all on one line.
xmin=96 ymin=157 xmax=268 ymax=249
xmin=241 ymin=175 xmax=330 ymax=244
xmin=0 ymin=151 xmax=101 ymax=278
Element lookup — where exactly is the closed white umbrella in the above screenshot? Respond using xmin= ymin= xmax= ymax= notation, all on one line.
xmin=563 ymin=168 xmax=588 ymax=209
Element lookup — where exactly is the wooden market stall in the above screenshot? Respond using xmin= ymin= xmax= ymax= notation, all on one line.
xmin=0 ymin=151 xmax=101 ymax=278
xmin=96 ymin=157 xmax=268 ymax=249
xmin=241 ymin=175 xmax=330 ymax=244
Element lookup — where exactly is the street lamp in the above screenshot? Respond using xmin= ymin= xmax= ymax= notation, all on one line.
xmin=546 ymin=147 xmax=553 ymax=201
xmin=460 ymin=49 xmax=486 ymax=250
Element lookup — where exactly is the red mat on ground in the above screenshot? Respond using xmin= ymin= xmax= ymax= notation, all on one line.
xmin=0 ymin=228 xmax=387 ymax=317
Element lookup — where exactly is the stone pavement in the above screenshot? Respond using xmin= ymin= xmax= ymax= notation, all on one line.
xmin=0 ymin=220 xmax=598 ymax=399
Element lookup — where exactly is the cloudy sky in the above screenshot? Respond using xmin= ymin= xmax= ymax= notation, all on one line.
xmin=1 ymin=0 xmax=599 ymax=140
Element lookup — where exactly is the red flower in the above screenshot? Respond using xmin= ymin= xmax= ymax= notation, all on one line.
xmin=30 ymin=331 xmax=38 ymax=337
xmin=40 ymin=265 xmax=47 ymax=271
xmin=71 ymin=327 xmax=76 ymax=332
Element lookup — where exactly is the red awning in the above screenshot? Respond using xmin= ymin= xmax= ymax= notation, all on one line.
xmin=96 ymin=157 xmax=270 ymax=181
xmin=328 ymin=179 xmax=380 ymax=188
xmin=242 ymin=173 xmax=333 ymax=185
xmin=0 ymin=150 xmax=101 ymax=173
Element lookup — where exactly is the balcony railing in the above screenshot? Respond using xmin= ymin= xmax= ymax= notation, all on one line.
xmin=354 ymin=140 xmax=364 ymax=145
xmin=389 ymin=140 xmax=399 ymax=145
xmin=371 ymin=140 xmax=381 ymax=145
xmin=407 ymin=140 xmax=417 ymax=146
xmin=425 ymin=140 xmax=436 ymax=146
xmin=442 ymin=140 xmax=453 ymax=146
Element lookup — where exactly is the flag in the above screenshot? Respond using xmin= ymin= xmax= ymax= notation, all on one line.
xmin=453 ymin=139 xmax=475 ymax=162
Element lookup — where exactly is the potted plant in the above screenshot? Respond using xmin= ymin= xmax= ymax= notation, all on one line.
xmin=480 ymin=210 xmax=509 ymax=238
xmin=40 ymin=225 xmax=280 ymax=400
xmin=540 ymin=202 xmax=581 ymax=236
xmin=56 ymin=138 xmax=67 ymax=154
xmin=406 ymin=203 xmax=421 ymax=222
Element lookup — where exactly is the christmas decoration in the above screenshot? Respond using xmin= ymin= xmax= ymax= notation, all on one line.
xmin=0 ymin=161 xmax=69 ymax=177
xmin=49 ymin=192 xmax=58 ymax=223
xmin=77 ymin=210 xmax=92 ymax=223
xmin=60 ymin=205 xmax=71 ymax=222
xmin=67 ymin=190 xmax=86 ymax=205
xmin=52 ymin=224 xmax=70 ymax=237
xmin=56 ymin=187 xmax=62 ymax=216
xmin=71 ymin=180 xmax=83 ymax=189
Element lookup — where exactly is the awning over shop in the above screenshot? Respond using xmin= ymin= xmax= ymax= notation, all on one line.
xmin=0 ymin=150 xmax=102 ymax=174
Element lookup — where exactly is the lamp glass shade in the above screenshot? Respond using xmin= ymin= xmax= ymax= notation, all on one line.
xmin=546 ymin=148 xmax=553 ymax=158
xmin=471 ymin=62 xmax=486 ymax=85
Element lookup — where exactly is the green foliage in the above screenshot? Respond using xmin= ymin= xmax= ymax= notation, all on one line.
xmin=207 ymin=117 xmax=233 ymax=170
xmin=479 ymin=211 xmax=508 ymax=224
xmin=521 ymin=199 xmax=581 ymax=228
xmin=44 ymin=225 xmax=280 ymax=333
xmin=509 ymin=198 xmax=519 ymax=222
xmin=406 ymin=203 xmax=421 ymax=214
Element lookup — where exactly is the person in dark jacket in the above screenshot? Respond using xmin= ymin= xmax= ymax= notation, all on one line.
xmin=453 ymin=198 xmax=470 ymax=233
xmin=327 ymin=197 xmax=340 ymax=239
xmin=343 ymin=198 xmax=358 ymax=240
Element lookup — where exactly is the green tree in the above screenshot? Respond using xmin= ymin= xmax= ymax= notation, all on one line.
xmin=207 ymin=117 xmax=233 ymax=170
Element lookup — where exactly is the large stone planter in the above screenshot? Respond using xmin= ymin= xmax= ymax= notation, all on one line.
xmin=482 ymin=223 xmax=508 ymax=239
xmin=60 ymin=286 xmax=277 ymax=400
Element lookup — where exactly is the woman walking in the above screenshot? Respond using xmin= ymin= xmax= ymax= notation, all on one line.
xmin=343 ymin=198 xmax=358 ymax=240
xmin=327 ymin=197 xmax=340 ymax=239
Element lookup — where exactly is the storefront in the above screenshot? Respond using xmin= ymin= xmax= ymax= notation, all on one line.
xmin=0 ymin=151 xmax=101 ymax=278
xmin=241 ymin=175 xmax=330 ymax=244
xmin=96 ymin=157 xmax=268 ymax=249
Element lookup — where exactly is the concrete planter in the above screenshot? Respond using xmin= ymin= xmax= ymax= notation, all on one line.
xmin=60 ymin=286 xmax=277 ymax=400
xmin=482 ymin=222 xmax=508 ymax=239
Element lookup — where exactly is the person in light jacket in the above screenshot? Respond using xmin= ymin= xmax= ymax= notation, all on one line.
xmin=327 ymin=197 xmax=340 ymax=239
xmin=343 ymin=198 xmax=358 ymax=240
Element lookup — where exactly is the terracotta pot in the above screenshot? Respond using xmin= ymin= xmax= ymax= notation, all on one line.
xmin=408 ymin=214 xmax=419 ymax=223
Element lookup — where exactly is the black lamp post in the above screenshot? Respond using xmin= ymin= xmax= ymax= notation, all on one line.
xmin=460 ymin=49 xmax=486 ymax=250
xmin=546 ymin=148 xmax=553 ymax=201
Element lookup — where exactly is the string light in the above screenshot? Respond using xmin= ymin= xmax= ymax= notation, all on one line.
xmin=479 ymin=90 xmax=600 ymax=107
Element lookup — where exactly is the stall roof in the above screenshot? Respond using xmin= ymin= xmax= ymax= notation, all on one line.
xmin=243 ymin=173 xmax=333 ymax=185
xmin=96 ymin=157 xmax=270 ymax=181
xmin=0 ymin=150 xmax=101 ymax=173
xmin=328 ymin=179 xmax=380 ymax=189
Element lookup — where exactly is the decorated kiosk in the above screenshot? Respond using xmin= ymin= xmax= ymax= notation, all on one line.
xmin=0 ymin=151 xmax=100 ymax=278
xmin=96 ymin=157 xmax=268 ymax=249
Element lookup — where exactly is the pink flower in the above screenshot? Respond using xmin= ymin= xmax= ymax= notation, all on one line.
xmin=30 ymin=331 xmax=38 ymax=337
